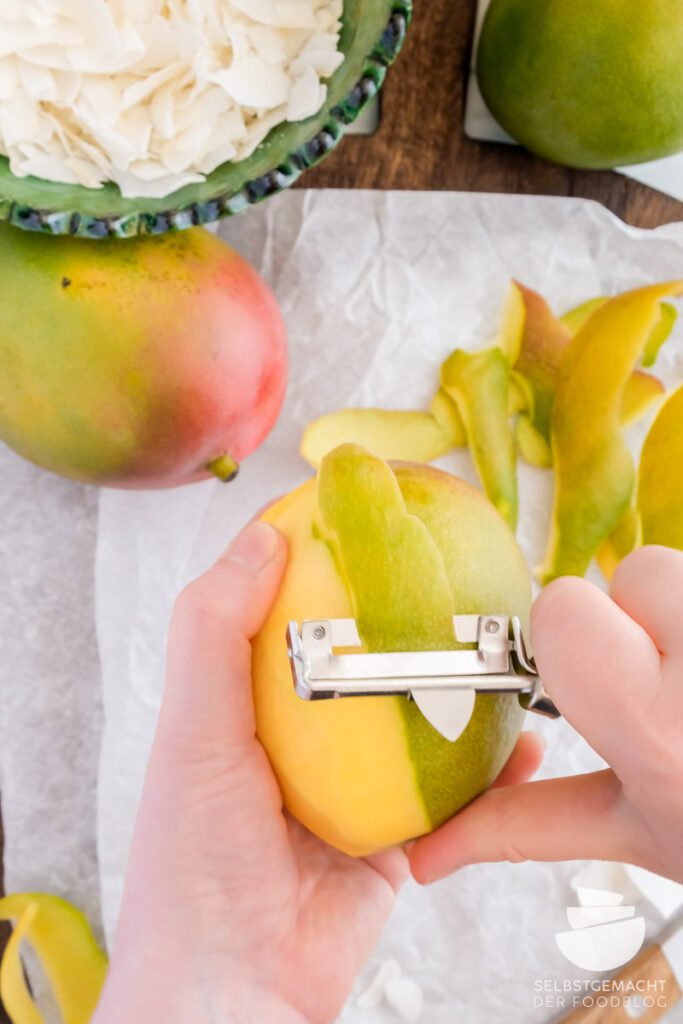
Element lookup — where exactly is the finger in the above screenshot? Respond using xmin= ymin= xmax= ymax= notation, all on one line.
xmin=364 ymin=848 xmax=411 ymax=894
xmin=610 ymin=545 xmax=683 ymax=659
xmin=490 ymin=731 xmax=546 ymax=790
xmin=410 ymin=770 xmax=633 ymax=884
xmin=531 ymin=575 xmax=661 ymax=769
xmin=159 ymin=520 xmax=287 ymax=755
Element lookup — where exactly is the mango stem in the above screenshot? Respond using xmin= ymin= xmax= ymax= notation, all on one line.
xmin=206 ymin=453 xmax=239 ymax=483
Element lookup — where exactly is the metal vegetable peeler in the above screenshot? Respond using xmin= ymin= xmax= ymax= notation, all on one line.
xmin=286 ymin=615 xmax=560 ymax=742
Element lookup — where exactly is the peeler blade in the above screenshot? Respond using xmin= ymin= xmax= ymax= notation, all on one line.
xmin=412 ymin=686 xmax=477 ymax=742
xmin=286 ymin=614 xmax=560 ymax=741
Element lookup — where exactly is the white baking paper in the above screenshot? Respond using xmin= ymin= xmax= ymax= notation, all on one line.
xmin=0 ymin=447 xmax=104 ymax=1016
xmin=93 ymin=190 xmax=683 ymax=1023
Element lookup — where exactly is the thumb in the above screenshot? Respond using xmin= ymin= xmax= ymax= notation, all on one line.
xmin=158 ymin=520 xmax=287 ymax=759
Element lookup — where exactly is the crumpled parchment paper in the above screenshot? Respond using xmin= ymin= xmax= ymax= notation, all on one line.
xmin=3 ymin=189 xmax=683 ymax=1023
xmin=0 ymin=448 xmax=104 ymax=1016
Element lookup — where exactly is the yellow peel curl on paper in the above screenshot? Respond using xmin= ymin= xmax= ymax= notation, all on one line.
xmin=0 ymin=894 xmax=107 ymax=1024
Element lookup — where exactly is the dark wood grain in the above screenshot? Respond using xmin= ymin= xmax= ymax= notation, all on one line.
xmin=298 ymin=0 xmax=683 ymax=229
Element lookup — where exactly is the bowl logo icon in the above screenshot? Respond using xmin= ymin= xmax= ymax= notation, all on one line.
xmin=555 ymin=885 xmax=646 ymax=972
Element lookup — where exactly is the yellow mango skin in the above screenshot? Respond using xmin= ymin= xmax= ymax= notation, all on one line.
xmin=429 ymin=388 xmax=467 ymax=447
xmin=512 ymin=282 xmax=572 ymax=453
xmin=300 ymin=408 xmax=458 ymax=470
xmin=0 ymin=894 xmax=107 ymax=1024
xmin=253 ymin=464 xmax=530 ymax=856
xmin=539 ymin=282 xmax=683 ymax=584
xmin=596 ymin=504 xmax=641 ymax=582
xmin=1 ymin=905 xmax=43 ymax=1024
xmin=441 ymin=348 xmax=518 ymax=530
xmin=639 ymin=384 xmax=683 ymax=550
xmin=561 ymin=295 xmax=671 ymax=427
xmin=514 ymin=285 xmax=666 ymax=468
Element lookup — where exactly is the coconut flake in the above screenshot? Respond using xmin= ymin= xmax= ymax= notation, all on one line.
xmin=0 ymin=0 xmax=344 ymax=199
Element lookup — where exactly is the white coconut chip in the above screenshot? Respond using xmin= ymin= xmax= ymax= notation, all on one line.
xmin=385 ymin=978 xmax=424 ymax=1024
xmin=0 ymin=0 xmax=345 ymax=199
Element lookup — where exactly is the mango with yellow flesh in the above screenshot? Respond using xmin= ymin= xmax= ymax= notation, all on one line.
xmin=538 ymin=281 xmax=683 ymax=584
xmin=253 ymin=444 xmax=530 ymax=856
xmin=638 ymin=383 xmax=683 ymax=550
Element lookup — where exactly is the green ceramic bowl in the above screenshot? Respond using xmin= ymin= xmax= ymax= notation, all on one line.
xmin=0 ymin=0 xmax=411 ymax=239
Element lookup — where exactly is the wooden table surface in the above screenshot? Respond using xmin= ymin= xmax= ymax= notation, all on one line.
xmin=1 ymin=0 xmax=681 ymax=1018
xmin=299 ymin=0 xmax=683 ymax=228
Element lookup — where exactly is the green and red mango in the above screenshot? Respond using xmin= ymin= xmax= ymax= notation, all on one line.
xmin=0 ymin=224 xmax=287 ymax=488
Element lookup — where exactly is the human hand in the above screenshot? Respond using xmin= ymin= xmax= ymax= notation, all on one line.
xmin=410 ymin=545 xmax=683 ymax=888
xmin=92 ymin=519 xmax=543 ymax=1024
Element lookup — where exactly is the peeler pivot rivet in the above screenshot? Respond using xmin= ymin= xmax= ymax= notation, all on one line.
xmin=485 ymin=620 xmax=499 ymax=634
xmin=313 ymin=626 xmax=326 ymax=640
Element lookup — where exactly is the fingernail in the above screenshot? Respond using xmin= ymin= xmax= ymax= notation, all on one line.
xmin=225 ymin=521 xmax=279 ymax=573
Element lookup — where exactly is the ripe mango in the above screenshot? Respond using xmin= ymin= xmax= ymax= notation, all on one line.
xmin=252 ymin=445 xmax=531 ymax=855
xmin=0 ymin=224 xmax=287 ymax=488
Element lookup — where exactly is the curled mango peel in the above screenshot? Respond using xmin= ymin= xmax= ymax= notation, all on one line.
xmin=538 ymin=281 xmax=683 ymax=584
xmin=441 ymin=346 xmax=518 ymax=529
xmin=596 ymin=503 xmax=641 ymax=582
xmin=512 ymin=284 xmax=670 ymax=468
xmin=0 ymin=906 xmax=42 ymax=1024
xmin=638 ymin=383 xmax=683 ymax=551
xmin=300 ymin=406 xmax=463 ymax=469
xmin=0 ymin=893 xmax=107 ymax=1024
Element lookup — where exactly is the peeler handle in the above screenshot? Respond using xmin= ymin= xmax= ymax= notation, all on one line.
xmin=557 ymin=943 xmax=681 ymax=1023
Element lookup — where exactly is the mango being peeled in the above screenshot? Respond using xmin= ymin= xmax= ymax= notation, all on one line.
xmin=0 ymin=224 xmax=287 ymax=488
xmin=253 ymin=444 xmax=531 ymax=855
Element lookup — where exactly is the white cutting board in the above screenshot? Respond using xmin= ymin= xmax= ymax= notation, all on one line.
xmin=465 ymin=0 xmax=683 ymax=204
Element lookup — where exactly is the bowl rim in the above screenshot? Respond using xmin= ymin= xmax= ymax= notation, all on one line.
xmin=0 ymin=0 xmax=412 ymax=239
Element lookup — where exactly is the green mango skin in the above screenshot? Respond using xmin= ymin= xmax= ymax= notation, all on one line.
xmin=478 ymin=0 xmax=683 ymax=169
xmin=0 ymin=224 xmax=287 ymax=488
xmin=441 ymin=347 xmax=518 ymax=531
xmin=318 ymin=445 xmax=530 ymax=831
